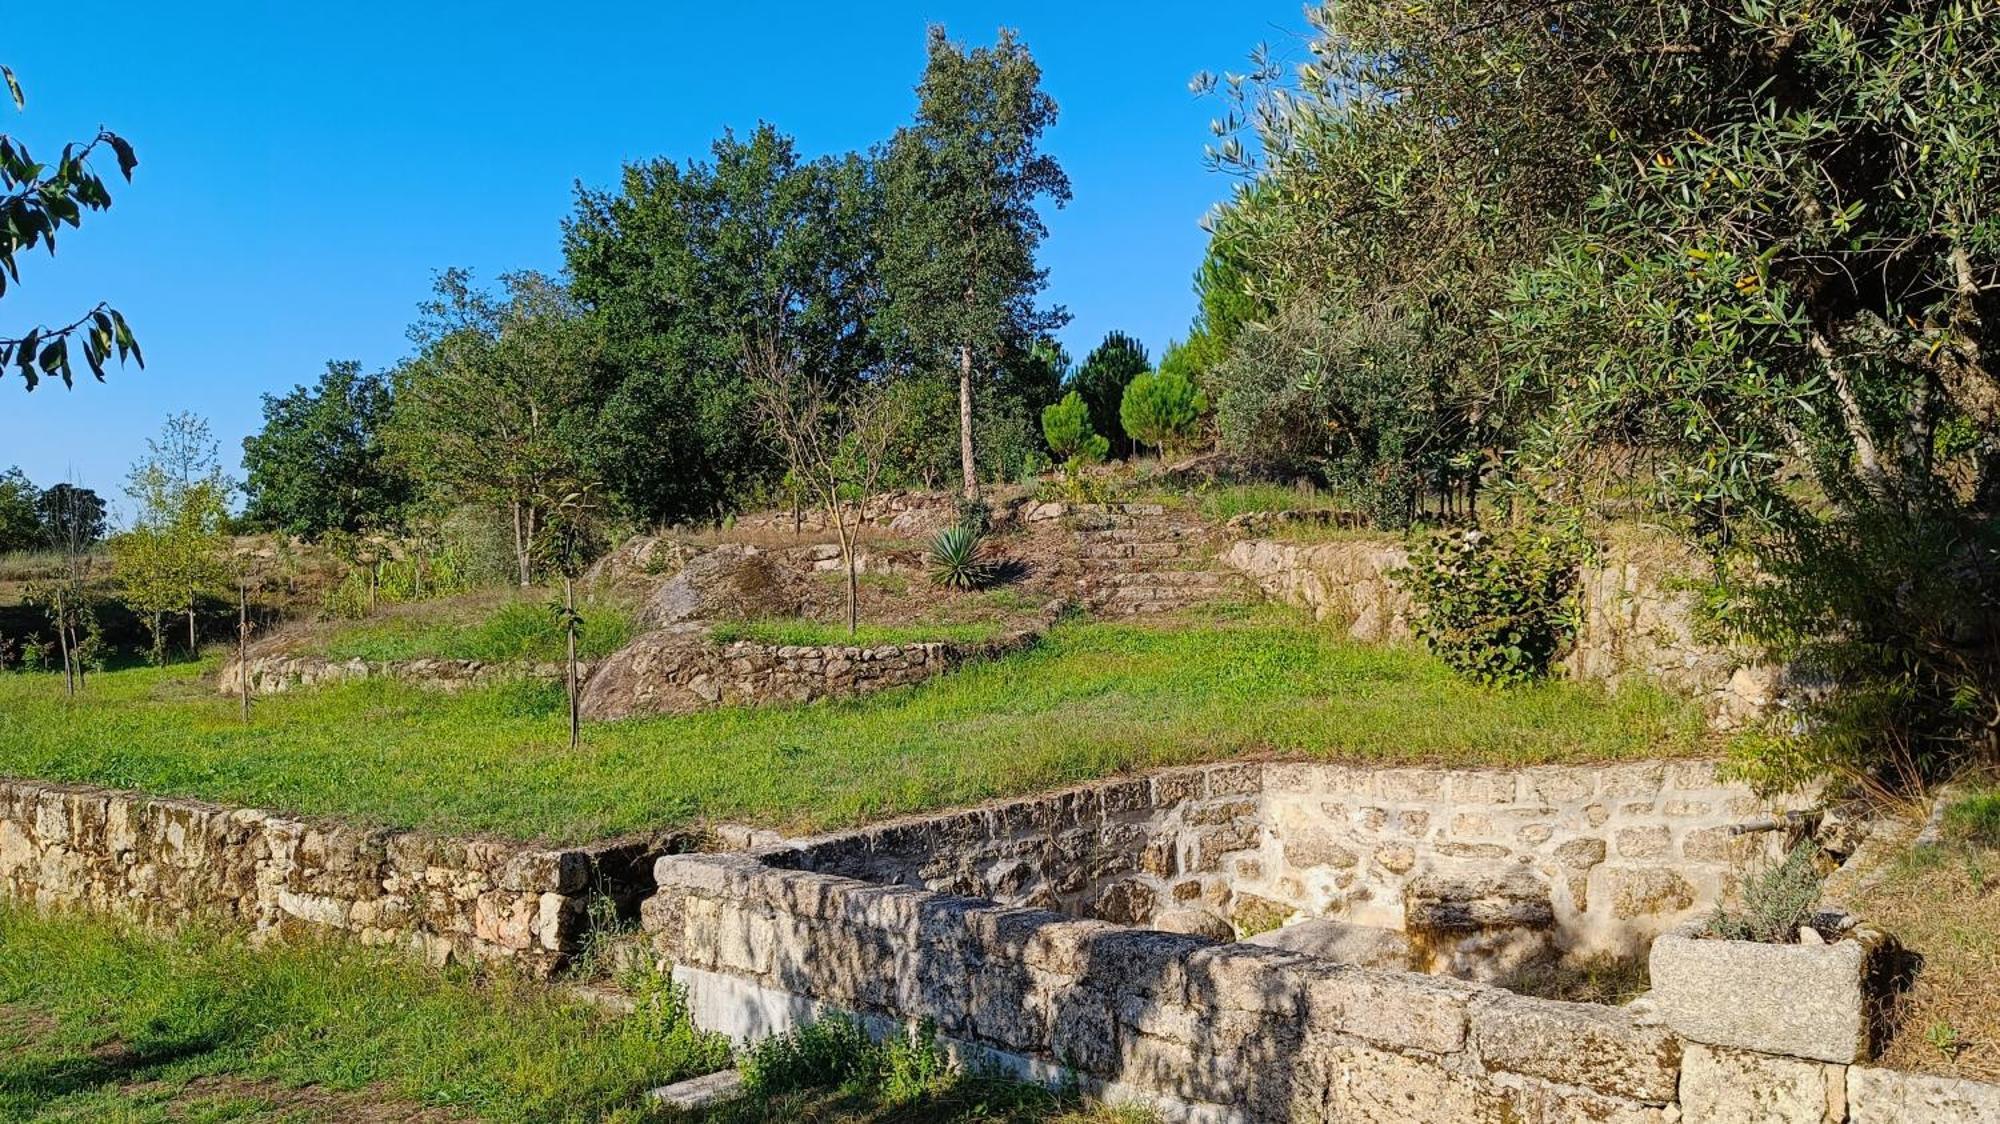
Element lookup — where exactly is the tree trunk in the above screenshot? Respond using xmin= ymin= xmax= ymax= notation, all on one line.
xmin=512 ymin=500 xmax=531 ymax=588
xmin=959 ymin=344 xmax=979 ymax=500
xmin=836 ymin=514 xmax=859 ymax=638
xmin=238 ymin=582 xmax=251 ymax=725
xmin=186 ymin=603 xmax=197 ymax=659
xmin=55 ymin=599 xmax=74 ymax=698
xmin=563 ymin=577 xmax=580 ymax=751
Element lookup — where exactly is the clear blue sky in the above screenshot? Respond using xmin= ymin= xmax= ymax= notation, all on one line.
xmin=1 ymin=1 xmax=1301 ymax=506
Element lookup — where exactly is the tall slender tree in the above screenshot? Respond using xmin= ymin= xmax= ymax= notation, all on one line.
xmin=880 ymin=26 xmax=1070 ymax=498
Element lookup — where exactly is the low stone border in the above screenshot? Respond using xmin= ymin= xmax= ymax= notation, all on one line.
xmin=578 ymin=628 xmax=1041 ymax=722
xmin=218 ymin=655 xmax=585 ymax=697
xmin=0 ymin=778 xmax=655 ymax=976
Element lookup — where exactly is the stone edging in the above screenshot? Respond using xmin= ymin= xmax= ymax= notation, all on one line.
xmin=217 ymin=655 xmax=585 ymax=698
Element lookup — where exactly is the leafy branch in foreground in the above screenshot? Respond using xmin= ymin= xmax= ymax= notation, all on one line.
xmin=1 ymin=63 xmax=142 ymax=390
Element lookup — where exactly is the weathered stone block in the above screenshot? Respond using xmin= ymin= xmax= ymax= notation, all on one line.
xmin=1405 ymin=867 xmax=1554 ymax=933
xmin=1847 ymin=1065 xmax=2000 ymax=1123
xmin=1302 ymin=964 xmax=1471 ymax=1055
xmin=1604 ymin=867 xmax=1696 ymax=921
xmin=1471 ymin=992 xmax=1680 ymax=1102
xmin=1678 ymin=1042 xmax=1845 ymax=1124
xmin=1650 ymin=926 xmax=1889 ymax=1064
xmin=1244 ymin=918 xmax=1412 ymax=972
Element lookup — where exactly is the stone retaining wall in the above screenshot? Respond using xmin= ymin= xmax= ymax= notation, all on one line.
xmin=643 ymin=762 xmax=2000 ymax=1123
xmin=578 ymin=628 xmax=1039 ymax=722
xmin=771 ymin=761 xmax=1805 ymax=959
xmin=0 ymin=778 xmax=650 ymax=976
xmin=218 ymin=655 xmax=583 ymax=697
xmin=1221 ymin=535 xmax=1779 ymax=729
xmin=650 ymin=848 xmax=1691 ymax=1122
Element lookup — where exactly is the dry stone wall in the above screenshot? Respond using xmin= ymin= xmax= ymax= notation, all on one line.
xmin=578 ymin=628 xmax=1039 ymax=722
xmin=0 ymin=778 xmax=650 ymax=976
xmin=642 ymin=763 xmax=2000 ymax=1123
xmin=772 ymin=761 xmax=1804 ymax=960
xmin=647 ymin=849 xmax=1696 ymax=1123
xmin=218 ymin=655 xmax=583 ymax=697
xmin=1222 ymin=535 xmax=1778 ymax=728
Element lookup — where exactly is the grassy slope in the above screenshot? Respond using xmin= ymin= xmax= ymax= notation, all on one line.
xmin=318 ymin=598 xmax=635 ymax=663
xmin=1853 ymin=788 xmax=2000 ymax=1082
xmin=709 ymin=619 xmax=1009 ymax=647
xmin=0 ymin=613 xmax=1705 ymax=844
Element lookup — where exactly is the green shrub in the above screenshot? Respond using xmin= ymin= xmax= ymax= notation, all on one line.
xmin=1119 ymin=368 xmax=1207 ymax=455
xmin=929 ymin=526 xmax=995 ymax=591
xmin=1042 ymin=390 xmax=1110 ymax=472
xmin=1401 ymin=526 xmax=1587 ymax=686
xmin=1703 ymin=844 xmax=1825 ymax=943
xmin=955 ymin=495 xmax=994 ymax=536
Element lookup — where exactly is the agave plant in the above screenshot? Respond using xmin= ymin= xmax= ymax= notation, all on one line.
xmin=928 ymin=525 xmax=993 ymax=591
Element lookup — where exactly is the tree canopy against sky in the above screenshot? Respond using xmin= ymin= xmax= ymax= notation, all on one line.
xmin=241 ymin=360 xmax=409 ymax=539
xmin=879 ymin=26 xmax=1072 ymax=498
xmin=564 ymin=126 xmax=881 ymax=526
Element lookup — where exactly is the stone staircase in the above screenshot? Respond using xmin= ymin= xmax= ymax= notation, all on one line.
xmin=1066 ymin=504 xmax=1257 ymax=616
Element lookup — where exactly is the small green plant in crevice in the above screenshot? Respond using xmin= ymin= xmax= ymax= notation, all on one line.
xmin=1400 ymin=524 xmax=1588 ymax=686
xmin=1703 ymin=843 xmax=1825 ymax=943
xmin=929 ymin=525 xmax=995 ymax=591
xmin=566 ymin=888 xmax=639 ymax=982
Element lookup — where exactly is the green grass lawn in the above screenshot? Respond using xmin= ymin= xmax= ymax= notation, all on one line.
xmin=0 ymin=905 xmax=1142 ymax=1124
xmin=0 ymin=904 xmax=728 ymax=1123
xmin=318 ymin=598 xmax=635 ymax=664
xmin=0 ymin=613 xmax=1708 ymax=844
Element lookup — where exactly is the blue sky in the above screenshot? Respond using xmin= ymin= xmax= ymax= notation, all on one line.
xmin=1 ymin=1 xmax=1302 ymax=505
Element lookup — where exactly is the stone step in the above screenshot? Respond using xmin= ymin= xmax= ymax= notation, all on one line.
xmin=1081 ymin=543 xmax=1189 ymax=563
xmin=649 ymin=1069 xmax=745 ymax=1111
xmin=1104 ymin=570 xmax=1238 ymax=590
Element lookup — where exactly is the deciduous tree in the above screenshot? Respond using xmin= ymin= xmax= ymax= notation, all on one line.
xmin=243 ymin=361 xmax=410 ymax=538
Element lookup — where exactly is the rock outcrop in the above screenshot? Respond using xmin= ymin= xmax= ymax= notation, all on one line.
xmin=578 ymin=627 xmax=1039 ymax=722
xmin=637 ymin=545 xmax=811 ymax=630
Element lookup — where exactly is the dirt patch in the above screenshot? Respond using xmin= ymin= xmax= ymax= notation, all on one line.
xmin=0 ymin=1004 xmax=60 ymax=1049
xmin=139 ymin=1074 xmax=473 ymax=1123
xmin=1853 ymin=840 xmax=2000 ymax=1082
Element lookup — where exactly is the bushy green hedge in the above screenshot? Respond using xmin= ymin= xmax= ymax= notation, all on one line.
xmin=1402 ymin=526 xmax=1587 ymax=686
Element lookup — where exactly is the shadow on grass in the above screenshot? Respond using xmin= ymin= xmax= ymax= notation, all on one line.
xmin=0 ymin=1034 xmax=225 ymax=1105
